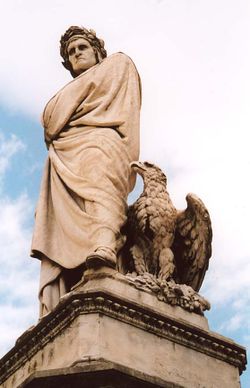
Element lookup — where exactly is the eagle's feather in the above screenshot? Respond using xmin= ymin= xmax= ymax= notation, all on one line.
xmin=122 ymin=161 xmax=212 ymax=292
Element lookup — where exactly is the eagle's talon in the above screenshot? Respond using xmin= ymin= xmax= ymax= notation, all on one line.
xmin=122 ymin=161 xmax=212 ymax=313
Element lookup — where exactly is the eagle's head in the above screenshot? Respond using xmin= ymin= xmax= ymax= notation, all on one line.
xmin=130 ymin=161 xmax=167 ymax=187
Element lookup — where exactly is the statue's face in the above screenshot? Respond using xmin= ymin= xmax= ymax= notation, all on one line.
xmin=67 ymin=37 xmax=97 ymax=75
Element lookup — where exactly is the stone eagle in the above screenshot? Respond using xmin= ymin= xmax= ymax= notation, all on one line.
xmin=121 ymin=161 xmax=212 ymax=293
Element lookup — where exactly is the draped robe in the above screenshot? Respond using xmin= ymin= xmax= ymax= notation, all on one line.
xmin=30 ymin=53 xmax=141 ymax=315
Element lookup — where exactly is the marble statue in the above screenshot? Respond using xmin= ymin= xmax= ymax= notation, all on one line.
xmin=31 ymin=26 xmax=212 ymax=318
xmin=2 ymin=26 xmax=244 ymax=388
xmin=31 ymin=26 xmax=141 ymax=317
xmin=120 ymin=161 xmax=212 ymax=314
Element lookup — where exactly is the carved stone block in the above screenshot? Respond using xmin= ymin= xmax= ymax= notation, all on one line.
xmin=0 ymin=269 xmax=246 ymax=388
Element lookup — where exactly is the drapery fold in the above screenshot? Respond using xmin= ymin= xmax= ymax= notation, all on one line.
xmin=31 ymin=53 xmax=141 ymax=272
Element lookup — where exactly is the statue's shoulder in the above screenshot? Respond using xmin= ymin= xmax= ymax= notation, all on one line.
xmin=109 ymin=52 xmax=132 ymax=60
xmin=102 ymin=52 xmax=139 ymax=75
xmin=103 ymin=52 xmax=136 ymax=67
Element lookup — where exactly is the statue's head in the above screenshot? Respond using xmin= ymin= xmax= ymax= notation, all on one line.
xmin=60 ymin=26 xmax=107 ymax=78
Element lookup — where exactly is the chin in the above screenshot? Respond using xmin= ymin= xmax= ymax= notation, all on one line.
xmin=74 ymin=67 xmax=86 ymax=75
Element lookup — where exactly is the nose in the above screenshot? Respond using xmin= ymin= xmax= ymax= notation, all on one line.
xmin=75 ymin=47 xmax=82 ymax=57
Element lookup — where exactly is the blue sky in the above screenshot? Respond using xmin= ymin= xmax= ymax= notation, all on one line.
xmin=0 ymin=1 xmax=250 ymax=386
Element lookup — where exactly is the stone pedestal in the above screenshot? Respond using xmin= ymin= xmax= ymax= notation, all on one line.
xmin=0 ymin=269 xmax=247 ymax=388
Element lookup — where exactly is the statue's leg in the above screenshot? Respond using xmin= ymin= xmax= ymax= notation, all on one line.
xmin=39 ymin=256 xmax=67 ymax=318
xmin=84 ymin=200 xmax=123 ymax=269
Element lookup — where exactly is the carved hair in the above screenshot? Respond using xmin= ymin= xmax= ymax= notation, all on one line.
xmin=60 ymin=26 xmax=107 ymax=77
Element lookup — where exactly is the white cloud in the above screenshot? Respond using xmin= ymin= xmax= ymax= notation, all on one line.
xmin=0 ymin=3 xmax=249 ymax=382
xmin=224 ymin=311 xmax=250 ymax=332
xmin=0 ymin=133 xmax=25 ymax=182
xmin=0 ymin=133 xmax=39 ymax=357
xmin=0 ymin=305 xmax=38 ymax=355
xmin=0 ymin=194 xmax=39 ymax=357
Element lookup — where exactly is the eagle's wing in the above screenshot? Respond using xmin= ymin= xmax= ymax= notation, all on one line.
xmin=172 ymin=193 xmax=212 ymax=291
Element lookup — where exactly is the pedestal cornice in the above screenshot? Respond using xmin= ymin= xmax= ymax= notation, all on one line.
xmin=0 ymin=284 xmax=246 ymax=386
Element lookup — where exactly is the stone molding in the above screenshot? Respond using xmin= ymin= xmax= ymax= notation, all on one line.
xmin=0 ymin=290 xmax=247 ymax=385
xmin=19 ymin=359 xmax=184 ymax=388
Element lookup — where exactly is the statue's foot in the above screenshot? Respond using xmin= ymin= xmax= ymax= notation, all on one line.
xmin=86 ymin=247 xmax=117 ymax=269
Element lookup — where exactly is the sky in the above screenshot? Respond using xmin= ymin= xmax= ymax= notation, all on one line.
xmin=0 ymin=0 xmax=249 ymax=386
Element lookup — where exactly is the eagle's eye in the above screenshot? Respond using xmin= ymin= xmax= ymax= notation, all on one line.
xmin=144 ymin=161 xmax=154 ymax=168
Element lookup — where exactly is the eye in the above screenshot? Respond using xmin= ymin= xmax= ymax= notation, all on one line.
xmin=144 ymin=162 xmax=154 ymax=168
xmin=68 ymin=48 xmax=75 ymax=56
xmin=79 ymin=44 xmax=87 ymax=50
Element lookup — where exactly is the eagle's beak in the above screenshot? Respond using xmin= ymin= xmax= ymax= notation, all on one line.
xmin=130 ymin=161 xmax=146 ymax=171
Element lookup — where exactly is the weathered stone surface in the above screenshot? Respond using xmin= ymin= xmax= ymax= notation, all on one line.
xmin=120 ymin=162 xmax=212 ymax=315
xmin=18 ymin=361 xmax=181 ymax=388
xmin=80 ymin=268 xmax=209 ymax=330
xmin=31 ymin=26 xmax=141 ymax=318
xmin=0 ymin=271 xmax=246 ymax=388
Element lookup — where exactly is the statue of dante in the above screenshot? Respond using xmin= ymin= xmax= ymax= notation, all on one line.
xmin=31 ymin=26 xmax=141 ymax=317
